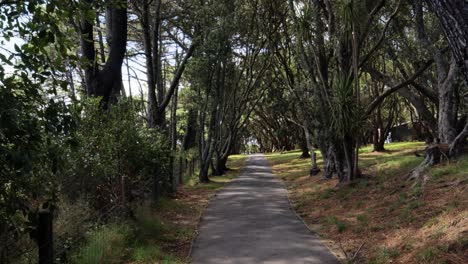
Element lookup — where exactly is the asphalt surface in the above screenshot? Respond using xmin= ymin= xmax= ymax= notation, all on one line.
xmin=190 ymin=154 xmax=340 ymax=264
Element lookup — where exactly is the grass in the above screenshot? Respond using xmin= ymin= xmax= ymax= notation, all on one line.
xmin=266 ymin=142 xmax=468 ymax=263
xmin=72 ymin=224 xmax=131 ymax=264
xmin=72 ymin=154 xmax=247 ymax=264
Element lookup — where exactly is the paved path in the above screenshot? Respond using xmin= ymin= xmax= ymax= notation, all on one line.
xmin=190 ymin=154 xmax=340 ymax=264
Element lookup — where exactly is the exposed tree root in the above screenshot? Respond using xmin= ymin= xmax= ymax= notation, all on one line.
xmin=339 ymin=237 xmax=365 ymax=263
xmin=408 ymin=144 xmax=449 ymax=184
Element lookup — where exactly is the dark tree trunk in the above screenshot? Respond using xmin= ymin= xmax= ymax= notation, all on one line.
xmin=199 ymin=165 xmax=210 ymax=183
xmin=372 ymin=103 xmax=387 ymax=152
xmin=182 ymin=109 xmax=198 ymax=151
xmin=139 ymin=0 xmax=157 ymax=127
xmin=80 ymin=0 xmax=127 ymax=109
xmin=213 ymin=155 xmax=228 ymax=176
xmin=299 ymin=136 xmax=310 ymax=158
xmin=373 ymin=128 xmax=386 ymax=152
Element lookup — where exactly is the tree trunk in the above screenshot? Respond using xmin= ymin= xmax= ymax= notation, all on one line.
xmin=213 ymin=154 xmax=229 ymax=176
xmin=140 ymin=0 xmax=157 ymax=127
xmin=299 ymin=140 xmax=310 ymax=158
xmin=199 ymin=164 xmax=210 ymax=183
xmin=319 ymin=142 xmax=336 ymax=179
xmin=426 ymin=0 xmax=468 ymax=85
xmin=372 ymin=103 xmax=387 ymax=152
xmin=303 ymin=127 xmax=320 ymax=175
xmin=80 ymin=0 xmax=127 ymax=109
xmin=182 ymin=109 xmax=198 ymax=151
xmin=373 ymin=128 xmax=386 ymax=152
xmin=437 ymin=67 xmax=458 ymax=144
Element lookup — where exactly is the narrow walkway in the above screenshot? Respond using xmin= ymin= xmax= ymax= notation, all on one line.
xmin=190 ymin=154 xmax=340 ymax=264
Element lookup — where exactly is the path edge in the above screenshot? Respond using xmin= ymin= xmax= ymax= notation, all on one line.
xmin=266 ymin=157 xmax=345 ymax=264
xmin=186 ymin=156 xmax=250 ymax=263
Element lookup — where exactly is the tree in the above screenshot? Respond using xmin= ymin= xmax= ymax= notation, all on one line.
xmin=80 ymin=0 xmax=128 ymax=109
xmin=424 ymin=0 xmax=468 ymax=158
xmin=133 ymin=0 xmax=196 ymax=129
xmin=426 ymin=0 xmax=468 ymax=85
xmin=287 ymin=0 xmax=399 ymax=181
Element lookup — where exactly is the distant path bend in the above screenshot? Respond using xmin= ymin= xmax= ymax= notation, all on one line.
xmin=190 ymin=154 xmax=340 ymax=264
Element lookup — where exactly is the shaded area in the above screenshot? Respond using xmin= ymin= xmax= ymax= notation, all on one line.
xmin=191 ymin=154 xmax=339 ymax=264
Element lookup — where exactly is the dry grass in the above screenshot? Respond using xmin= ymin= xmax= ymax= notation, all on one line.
xmin=266 ymin=142 xmax=468 ymax=264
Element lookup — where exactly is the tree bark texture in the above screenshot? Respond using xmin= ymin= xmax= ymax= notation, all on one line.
xmin=426 ymin=0 xmax=468 ymax=85
xmin=80 ymin=0 xmax=127 ymax=109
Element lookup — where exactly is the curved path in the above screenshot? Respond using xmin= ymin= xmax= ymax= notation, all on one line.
xmin=190 ymin=154 xmax=340 ymax=264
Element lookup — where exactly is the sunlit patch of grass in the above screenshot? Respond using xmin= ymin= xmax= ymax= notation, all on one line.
xmin=264 ymin=150 xmax=306 ymax=165
xmin=185 ymin=154 xmax=247 ymax=188
xmin=266 ymin=142 xmax=426 ymax=182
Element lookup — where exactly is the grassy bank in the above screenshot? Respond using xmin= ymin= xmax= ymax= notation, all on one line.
xmin=72 ymin=154 xmax=247 ymax=264
xmin=265 ymin=142 xmax=467 ymax=264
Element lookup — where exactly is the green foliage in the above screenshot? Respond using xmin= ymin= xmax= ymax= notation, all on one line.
xmin=65 ymin=99 xmax=172 ymax=210
xmin=0 ymin=0 xmax=80 ymax=254
xmin=331 ymin=74 xmax=362 ymax=139
xmin=0 ymin=79 xmax=74 ymax=251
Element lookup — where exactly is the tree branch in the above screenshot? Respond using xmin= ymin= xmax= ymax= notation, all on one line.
xmin=158 ymin=43 xmax=196 ymax=111
xmin=365 ymin=57 xmax=435 ymax=116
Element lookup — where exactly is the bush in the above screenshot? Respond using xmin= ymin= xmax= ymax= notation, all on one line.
xmin=0 ymin=80 xmax=73 ymax=260
xmin=64 ymin=99 xmax=172 ymax=211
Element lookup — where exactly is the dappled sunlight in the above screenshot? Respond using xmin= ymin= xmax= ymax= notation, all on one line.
xmin=191 ymin=154 xmax=340 ymax=264
xmin=266 ymin=142 xmax=468 ymax=263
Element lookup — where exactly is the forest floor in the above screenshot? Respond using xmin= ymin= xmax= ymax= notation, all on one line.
xmin=72 ymin=155 xmax=247 ymax=264
xmin=265 ymin=142 xmax=468 ymax=264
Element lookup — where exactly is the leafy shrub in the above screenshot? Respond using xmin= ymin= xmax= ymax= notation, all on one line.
xmin=0 ymin=79 xmax=73 ymax=259
xmin=64 ymin=99 xmax=172 ymax=211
